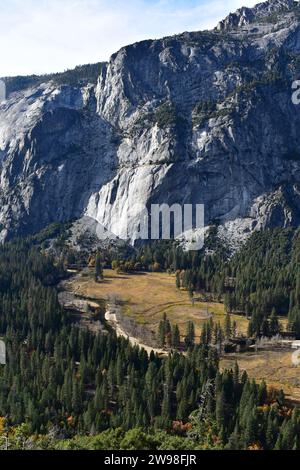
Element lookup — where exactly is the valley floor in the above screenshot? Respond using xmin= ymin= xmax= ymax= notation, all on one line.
xmin=222 ymin=351 xmax=300 ymax=405
xmin=62 ymin=268 xmax=300 ymax=404
xmin=66 ymin=268 xmax=248 ymax=337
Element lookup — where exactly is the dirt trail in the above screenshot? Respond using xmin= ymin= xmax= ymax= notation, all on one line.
xmin=105 ymin=304 xmax=167 ymax=356
xmin=61 ymin=272 xmax=167 ymax=356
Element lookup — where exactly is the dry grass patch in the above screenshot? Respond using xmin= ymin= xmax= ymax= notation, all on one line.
xmin=221 ymin=351 xmax=300 ymax=404
xmin=68 ymin=269 xmax=248 ymax=337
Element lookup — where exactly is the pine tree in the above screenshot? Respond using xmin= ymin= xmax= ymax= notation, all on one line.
xmin=216 ymin=390 xmax=226 ymax=430
xmin=224 ymin=312 xmax=231 ymax=340
xmin=95 ymin=252 xmax=104 ymax=283
xmin=176 ymin=272 xmax=181 ymax=290
xmin=269 ymin=309 xmax=280 ymax=336
xmin=233 ymin=361 xmax=239 ymax=387
xmin=244 ymin=410 xmax=257 ymax=447
xmin=158 ymin=320 xmax=166 ymax=348
xmin=177 ymin=396 xmax=188 ymax=421
xmin=261 ymin=316 xmax=270 ymax=337
xmin=258 ymin=380 xmax=267 ymax=406
xmin=184 ymin=321 xmax=195 ymax=349
xmin=171 ymin=324 xmax=181 ymax=350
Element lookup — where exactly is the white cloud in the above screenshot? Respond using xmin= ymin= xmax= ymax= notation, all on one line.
xmin=0 ymin=0 xmax=258 ymax=77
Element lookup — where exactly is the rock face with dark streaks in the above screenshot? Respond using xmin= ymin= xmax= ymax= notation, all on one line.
xmin=0 ymin=0 xmax=300 ymax=245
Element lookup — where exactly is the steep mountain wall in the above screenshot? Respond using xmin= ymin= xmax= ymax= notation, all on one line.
xmin=0 ymin=0 xmax=300 ymax=243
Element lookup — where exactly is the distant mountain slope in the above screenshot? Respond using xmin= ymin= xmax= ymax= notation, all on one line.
xmin=1 ymin=63 xmax=106 ymax=96
xmin=0 ymin=0 xmax=299 ymax=244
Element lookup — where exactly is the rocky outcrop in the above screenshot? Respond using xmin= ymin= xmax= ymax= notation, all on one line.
xmin=0 ymin=0 xmax=300 ymax=244
xmin=217 ymin=0 xmax=298 ymax=30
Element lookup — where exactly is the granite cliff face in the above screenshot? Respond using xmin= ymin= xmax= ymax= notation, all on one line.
xmin=0 ymin=0 xmax=300 ymax=245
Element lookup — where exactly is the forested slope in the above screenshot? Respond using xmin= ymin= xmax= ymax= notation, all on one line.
xmin=0 ymin=232 xmax=300 ymax=450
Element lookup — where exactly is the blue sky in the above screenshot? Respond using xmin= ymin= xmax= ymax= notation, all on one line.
xmin=0 ymin=0 xmax=257 ymax=77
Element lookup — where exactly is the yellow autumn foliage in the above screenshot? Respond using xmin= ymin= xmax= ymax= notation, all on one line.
xmin=0 ymin=417 xmax=6 ymax=434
